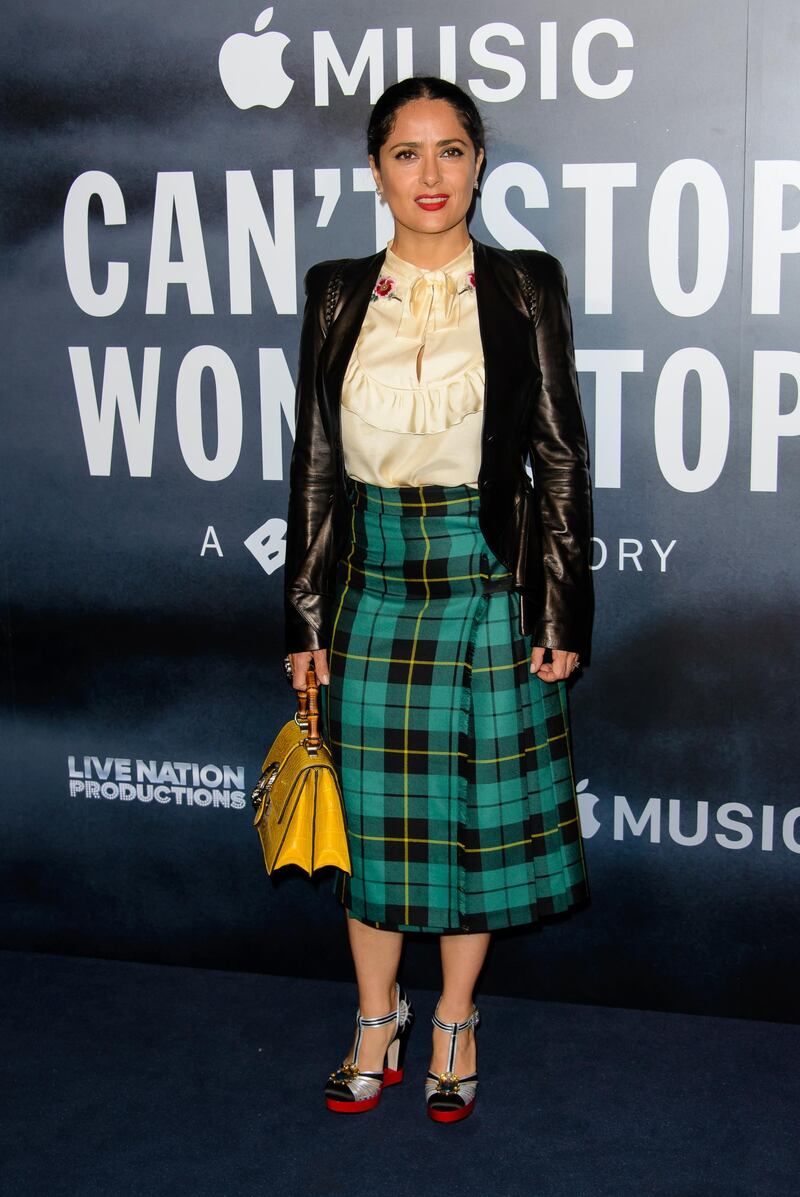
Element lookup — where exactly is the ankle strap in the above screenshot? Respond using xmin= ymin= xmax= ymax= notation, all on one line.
xmin=357 ymin=1009 xmax=397 ymax=1028
xmin=431 ymin=1008 xmax=479 ymax=1035
xmin=431 ymin=1004 xmax=479 ymax=1075
xmin=355 ymin=980 xmax=402 ymax=1029
xmin=351 ymin=982 xmax=401 ymax=1066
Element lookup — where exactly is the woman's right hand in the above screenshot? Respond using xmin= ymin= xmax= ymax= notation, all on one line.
xmin=289 ymin=649 xmax=330 ymax=689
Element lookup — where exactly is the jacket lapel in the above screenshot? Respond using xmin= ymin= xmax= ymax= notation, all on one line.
xmin=471 ymin=237 xmax=537 ymax=435
xmin=318 ymin=249 xmax=386 ymax=421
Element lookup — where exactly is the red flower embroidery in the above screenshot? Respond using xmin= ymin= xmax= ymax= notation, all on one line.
xmin=371 ymin=275 xmax=396 ymax=301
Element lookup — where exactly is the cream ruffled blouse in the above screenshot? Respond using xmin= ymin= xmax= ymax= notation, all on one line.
xmin=340 ymin=237 xmax=484 ymax=488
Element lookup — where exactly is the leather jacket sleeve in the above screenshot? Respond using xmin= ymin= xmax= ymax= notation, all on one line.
xmin=524 ymin=253 xmax=594 ymax=656
xmin=283 ymin=262 xmax=337 ymax=654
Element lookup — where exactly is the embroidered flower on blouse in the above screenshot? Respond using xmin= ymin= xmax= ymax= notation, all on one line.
xmin=459 ymin=270 xmax=476 ymax=294
xmin=370 ymin=275 xmax=398 ymax=302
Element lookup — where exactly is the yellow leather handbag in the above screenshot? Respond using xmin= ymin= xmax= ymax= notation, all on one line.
xmin=250 ymin=663 xmax=351 ymax=876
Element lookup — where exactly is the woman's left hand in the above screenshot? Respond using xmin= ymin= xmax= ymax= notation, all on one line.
xmin=530 ymin=646 xmax=580 ymax=682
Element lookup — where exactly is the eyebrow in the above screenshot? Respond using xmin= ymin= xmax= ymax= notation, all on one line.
xmin=388 ymin=138 xmax=468 ymax=150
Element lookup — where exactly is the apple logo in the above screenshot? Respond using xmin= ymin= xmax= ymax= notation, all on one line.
xmin=575 ymin=778 xmax=601 ymax=838
xmin=219 ymin=8 xmax=294 ymax=110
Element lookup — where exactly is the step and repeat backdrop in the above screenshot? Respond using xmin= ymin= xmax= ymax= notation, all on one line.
xmin=2 ymin=0 xmax=798 ymax=1020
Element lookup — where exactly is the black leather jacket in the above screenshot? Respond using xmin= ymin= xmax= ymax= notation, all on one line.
xmin=284 ymin=234 xmax=593 ymax=657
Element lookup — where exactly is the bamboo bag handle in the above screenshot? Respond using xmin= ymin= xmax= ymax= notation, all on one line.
xmin=296 ymin=661 xmax=322 ymax=752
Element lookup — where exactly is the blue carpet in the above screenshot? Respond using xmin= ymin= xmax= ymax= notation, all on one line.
xmin=1 ymin=951 xmax=797 ymax=1197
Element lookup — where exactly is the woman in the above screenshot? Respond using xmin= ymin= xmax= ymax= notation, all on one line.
xmin=284 ymin=76 xmax=593 ymax=1123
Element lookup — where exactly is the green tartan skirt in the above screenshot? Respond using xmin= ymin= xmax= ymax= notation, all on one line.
xmin=322 ymin=479 xmax=589 ymax=934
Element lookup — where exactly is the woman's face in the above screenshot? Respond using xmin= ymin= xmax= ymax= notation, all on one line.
xmin=369 ymin=98 xmax=484 ymax=239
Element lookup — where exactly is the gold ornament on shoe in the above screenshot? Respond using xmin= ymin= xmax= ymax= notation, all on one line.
xmin=437 ymin=1072 xmax=461 ymax=1093
xmin=328 ymin=1061 xmax=360 ymax=1082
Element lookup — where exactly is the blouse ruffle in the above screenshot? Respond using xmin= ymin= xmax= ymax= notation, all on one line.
xmin=340 ymin=355 xmax=485 ymax=436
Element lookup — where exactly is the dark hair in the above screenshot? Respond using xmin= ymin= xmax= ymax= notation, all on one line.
xmin=367 ymin=76 xmax=486 ymax=175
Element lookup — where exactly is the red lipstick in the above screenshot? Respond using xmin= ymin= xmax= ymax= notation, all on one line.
xmin=415 ymin=194 xmax=449 ymax=211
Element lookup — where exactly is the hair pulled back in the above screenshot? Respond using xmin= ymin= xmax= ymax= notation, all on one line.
xmin=367 ymin=76 xmax=486 ymax=173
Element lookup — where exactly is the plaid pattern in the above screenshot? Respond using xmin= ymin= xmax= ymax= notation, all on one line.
xmin=322 ymin=480 xmax=589 ymax=934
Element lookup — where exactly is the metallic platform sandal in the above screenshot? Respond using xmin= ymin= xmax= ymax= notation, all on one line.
xmin=425 ymin=1001 xmax=481 ymax=1123
xmin=325 ymin=981 xmax=414 ymax=1114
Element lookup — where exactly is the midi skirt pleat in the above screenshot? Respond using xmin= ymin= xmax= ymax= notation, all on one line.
xmin=323 ymin=479 xmax=589 ymax=934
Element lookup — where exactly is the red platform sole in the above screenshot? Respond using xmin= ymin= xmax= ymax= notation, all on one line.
xmin=427 ymin=1100 xmax=476 ymax=1123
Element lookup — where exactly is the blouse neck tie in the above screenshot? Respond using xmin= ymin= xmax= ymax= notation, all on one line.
xmin=396 ymin=268 xmax=460 ymax=341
